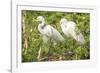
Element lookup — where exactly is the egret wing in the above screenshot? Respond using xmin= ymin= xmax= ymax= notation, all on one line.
xmin=49 ymin=25 xmax=65 ymax=42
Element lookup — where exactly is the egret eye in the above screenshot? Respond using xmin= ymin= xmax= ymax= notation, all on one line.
xmin=37 ymin=21 xmax=42 ymax=24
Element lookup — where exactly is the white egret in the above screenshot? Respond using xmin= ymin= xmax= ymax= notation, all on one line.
xmin=60 ymin=18 xmax=85 ymax=44
xmin=37 ymin=16 xmax=65 ymax=43
xmin=37 ymin=16 xmax=65 ymax=61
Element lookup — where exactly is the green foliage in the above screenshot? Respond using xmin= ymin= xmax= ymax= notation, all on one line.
xmin=22 ymin=10 xmax=90 ymax=62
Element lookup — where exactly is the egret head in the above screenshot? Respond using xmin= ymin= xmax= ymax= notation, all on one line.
xmin=60 ymin=18 xmax=68 ymax=24
xmin=37 ymin=16 xmax=45 ymax=24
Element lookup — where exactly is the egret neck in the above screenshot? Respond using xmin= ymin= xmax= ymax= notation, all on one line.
xmin=38 ymin=20 xmax=46 ymax=34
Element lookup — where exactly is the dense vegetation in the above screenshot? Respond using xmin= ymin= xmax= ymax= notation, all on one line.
xmin=22 ymin=10 xmax=90 ymax=62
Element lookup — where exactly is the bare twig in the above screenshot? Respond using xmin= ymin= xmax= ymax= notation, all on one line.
xmin=37 ymin=46 xmax=42 ymax=61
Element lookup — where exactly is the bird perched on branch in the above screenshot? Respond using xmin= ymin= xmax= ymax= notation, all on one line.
xmin=37 ymin=16 xmax=65 ymax=44
xmin=60 ymin=18 xmax=85 ymax=44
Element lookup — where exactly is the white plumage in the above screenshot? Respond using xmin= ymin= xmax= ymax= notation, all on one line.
xmin=37 ymin=16 xmax=65 ymax=43
xmin=60 ymin=18 xmax=85 ymax=44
